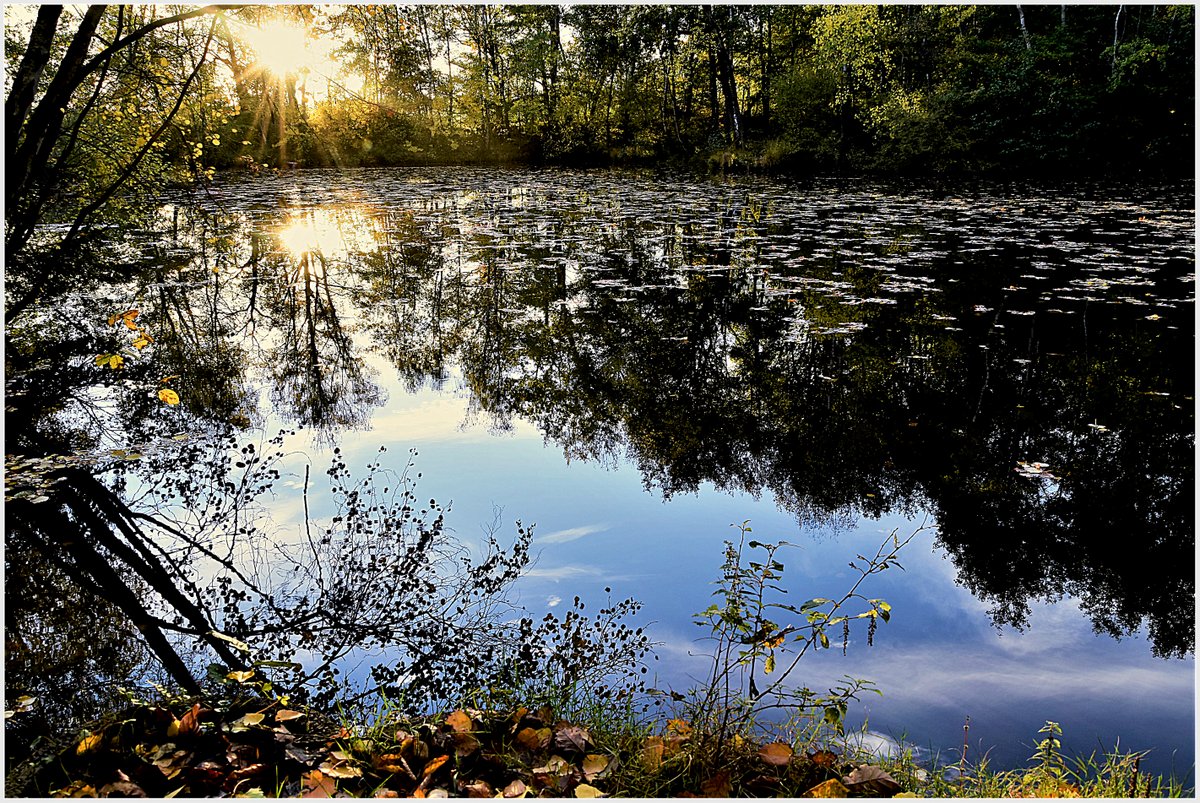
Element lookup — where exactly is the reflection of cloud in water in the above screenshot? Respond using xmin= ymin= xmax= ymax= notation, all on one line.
xmin=361 ymin=393 xmax=542 ymax=445
xmin=539 ymin=524 xmax=609 ymax=544
xmin=523 ymin=565 xmax=603 ymax=581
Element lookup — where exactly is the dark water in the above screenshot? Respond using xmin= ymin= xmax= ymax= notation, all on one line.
xmin=16 ymin=167 xmax=1196 ymax=777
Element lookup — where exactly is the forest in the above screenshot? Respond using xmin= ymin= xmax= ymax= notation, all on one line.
xmin=6 ymin=5 xmax=1195 ymax=194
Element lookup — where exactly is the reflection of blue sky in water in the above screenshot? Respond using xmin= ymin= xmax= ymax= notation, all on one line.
xmin=167 ymin=171 xmax=1192 ymax=780
xmin=261 ymin=352 xmax=1193 ymax=779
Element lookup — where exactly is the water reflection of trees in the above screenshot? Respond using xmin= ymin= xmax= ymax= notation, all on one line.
xmin=363 ymin=206 xmax=1192 ymax=658
xmin=14 ymin=190 xmax=1186 ymax=665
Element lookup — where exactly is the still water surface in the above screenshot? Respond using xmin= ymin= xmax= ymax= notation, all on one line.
xmin=135 ymin=167 xmax=1194 ymax=776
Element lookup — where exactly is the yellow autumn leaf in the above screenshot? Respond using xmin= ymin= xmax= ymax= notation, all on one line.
xmin=133 ymin=335 xmax=153 ymax=350
xmin=226 ymin=669 xmax=255 ymax=683
xmin=158 ymin=388 xmax=181 ymax=405
xmin=801 ymin=778 xmax=849 ymax=798
xmin=76 ymin=734 xmax=103 ymax=754
xmin=574 ymin=784 xmax=604 ymax=798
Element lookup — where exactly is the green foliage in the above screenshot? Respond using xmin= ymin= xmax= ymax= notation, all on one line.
xmin=675 ymin=521 xmax=917 ymax=779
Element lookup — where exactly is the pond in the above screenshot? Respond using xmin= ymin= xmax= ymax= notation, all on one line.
xmin=10 ymin=167 xmax=1194 ymax=778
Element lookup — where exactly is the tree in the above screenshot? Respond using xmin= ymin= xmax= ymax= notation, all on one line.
xmin=5 ymin=4 xmax=234 ymax=323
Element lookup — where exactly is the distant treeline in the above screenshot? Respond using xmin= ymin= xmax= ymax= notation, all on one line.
xmin=274 ymin=5 xmax=1194 ymax=176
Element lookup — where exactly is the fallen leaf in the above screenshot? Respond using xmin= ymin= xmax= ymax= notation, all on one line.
xmin=98 ymin=780 xmax=146 ymax=797
xmin=319 ymin=762 xmax=362 ymax=779
xmin=700 ymin=771 xmax=731 ymax=797
xmin=301 ymin=770 xmax=335 ymax=798
xmin=373 ymin=753 xmax=415 ymax=778
xmin=554 ymin=723 xmax=593 ymax=754
xmin=575 ymin=783 xmax=605 ymax=798
xmin=808 ymin=749 xmax=838 ymax=768
xmin=516 ymin=726 xmax=552 ymax=750
xmin=178 ymin=703 xmax=202 ymax=735
xmin=502 ymin=779 xmax=528 ymax=798
xmin=582 ymin=754 xmax=610 ymax=780
xmin=461 ymin=780 xmax=493 ymax=797
xmin=422 ymin=754 xmax=450 ymax=778
xmin=374 ymin=791 xmax=401 ymax=798
xmin=452 ymin=731 xmax=480 ymax=758
xmin=666 ymin=719 xmax=692 ymax=737
xmin=275 ymin=709 xmax=305 ymax=723
xmin=236 ymin=712 xmax=266 ymax=727
xmin=76 ymin=734 xmax=103 ymax=755
xmin=843 ymin=764 xmax=903 ymax=796
xmin=446 ymin=709 xmax=473 ymax=733
xmin=759 ymin=741 xmax=794 ymax=767
xmin=159 ymin=388 xmax=181 ymax=405
xmin=802 ymin=778 xmax=850 ymax=797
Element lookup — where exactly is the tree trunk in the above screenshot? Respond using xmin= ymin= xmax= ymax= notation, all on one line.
xmin=4 ymin=5 xmax=63 ymax=150
xmin=1016 ymin=5 xmax=1032 ymax=50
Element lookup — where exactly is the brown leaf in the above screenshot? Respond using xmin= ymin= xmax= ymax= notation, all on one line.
xmin=446 ymin=709 xmax=473 ymax=733
xmin=807 ymin=749 xmax=839 ymax=768
xmin=759 ymin=741 xmax=794 ymax=767
xmin=553 ymin=723 xmax=593 ymax=754
xmin=178 ymin=702 xmax=202 ymax=736
xmin=227 ymin=763 xmax=268 ymax=783
xmin=301 ymin=770 xmax=337 ymax=798
xmin=582 ymin=754 xmax=610 ymax=780
xmin=516 ymin=726 xmax=552 ymax=750
xmin=374 ymin=753 xmax=416 ymax=779
xmin=700 ymin=771 xmax=732 ymax=798
xmin=842 ymin=765 xmax=903 ymax=797
xmin=374 ymin=791 xmax=401 ymax=798
xmin=453 ymin=732 xmax=481 ymax=758
xmin=508 ymin=707 xmax=530 ymax=733
xmin=98 ymin=780 xmax=146 ymax=797
xmin=802 ymin=778 xmax=850 ymax=798
xmin=574 ymin=783 xmax=605 ymax=798
xmin=502 ymin=779 xmax=528 ymax=798
xmin=275 ymin=709 xmax=305 ymax=723
xmin=461 ymin=780 xmax=494 ymax=798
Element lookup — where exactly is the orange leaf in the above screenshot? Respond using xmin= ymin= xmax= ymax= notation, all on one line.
xmin=178 ymin=702 xmax=201 ymax=735
xmin=158 ymin=388 xmax=180 ymax=405
xmin=807 ymin=749 xmax=838 ymax=768
xmin=666 ymin=719 xmax=692 ymax=737
xmin=446 ymin=709 xmax=473 ymax=733
xmin=422 ymin=754 xmax=450 ymax=778
xmin=516 ymin=726 xmax=551 ymax=750
xmin=301 ymin=770 xmax=336 ymax=798
xmin=759 ymin=741 xmax=794 ymax=767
